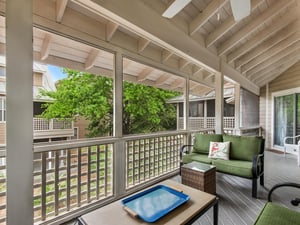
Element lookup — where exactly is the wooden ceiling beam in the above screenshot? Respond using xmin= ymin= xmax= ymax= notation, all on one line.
xmin=244 ymin=34 xmax=300 ymax=75
xmin=123 ymin=58 xmax=131 ymax=69
xmin=40 ymin=34 xmax=51 ymax=61
xmin=249 ymin=47 xmax=300 ymax=81
xmin=162 ymin=50 xmax=173 ymax=63
xmin=192 ymin=65 xmax=203 ymax=75
xmin=228 ymin=10 xmax=298 ymax=65
xmin=137 ymin=67 xmax=153 ymax=81
xmin=189 ymin=82 xmax=199 ymax=90
xmin=56 ymin=0 xmax=68 ymax=23
xmin=253 ymin=54 xmax=300 ymax=86
xmin=234 ymin=21 xmax=299 ymax=68
xmin=170 ymin=78 xmax=184 ymax=89
xmin=192 ymin=86 xmax=212 ymax=97
xmin=218 ymin=0 xmax=293 ymax=56
xmin=206 ymin=0 xmax=263 ymax=47
xmin=106 ymin=21 xmax=119 ymax=41
xmin=138 ymin=37 xmax=150 ymax=53
xmin=35 ymin=51 xmax=114 ymax=77
xmin=179 ymin=58 xmax=190 ymax=70
xmin=85 ymin=49 xmax=100 ymax=70
xmin=189 ymin=0 xmax=227 ymax=36
xmin=155 ymin=74 xmax=170 ymax=85
xmin=72 ymin=0 xmax=259 ymax=94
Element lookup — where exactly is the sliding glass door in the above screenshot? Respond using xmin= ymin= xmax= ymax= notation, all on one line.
xmin=274 ymin=93 xmax=300 ymax=146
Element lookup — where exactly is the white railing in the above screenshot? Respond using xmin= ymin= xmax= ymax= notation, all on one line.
xmin=33 ymin=118 xmax=73 ymax=131
xmin=0 ymin=126 xmax=264 ymax=224
xmin=177 ymin=117 xmax=235 ymax=130
xmin=125 ymin=132 xmax=184 ymax=189
xmin=33 ymin=118 xmax=74 ymax=139
xmin=33 ymin=140 xmax=114 ymax=224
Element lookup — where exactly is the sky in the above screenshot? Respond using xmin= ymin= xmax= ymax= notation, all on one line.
xmin=47 ymin=65 xmax=67 ymax=82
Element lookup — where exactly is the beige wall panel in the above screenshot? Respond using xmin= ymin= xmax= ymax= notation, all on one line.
xmin=260 ymin=61 xmax=300 ymax=150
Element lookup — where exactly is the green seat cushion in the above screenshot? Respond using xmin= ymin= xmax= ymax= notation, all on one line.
xmin=192 ymin=133 xmax=223 ymax=154
xmin=223 ymin=135 xmax=262 ymax=161
xmin=212 ymin=159 xmax=253 ymax=178
xmin=254 ymin=202 xmax=300 ymax=225
xmin=182 ymin=153 xmax=213 ymax=164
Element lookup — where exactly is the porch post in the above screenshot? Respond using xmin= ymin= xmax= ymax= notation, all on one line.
xmin=184 ymin=77 xmax=190 ymax=130
xmin=204 ymin=100 xmax=207 ymax=128
xmin=113 ymin=51 xmax=126 ymax=196
xmin=215 ymin=71 xmax=224 ymax=134
xmin=234 ymin=84 xmax=241 ymax=135
xmin=6 ymin=0 xmax=33 ymax=224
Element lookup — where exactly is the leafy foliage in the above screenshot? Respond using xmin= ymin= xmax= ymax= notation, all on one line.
xmin=41 ymin=69 xmax=179 ymax=137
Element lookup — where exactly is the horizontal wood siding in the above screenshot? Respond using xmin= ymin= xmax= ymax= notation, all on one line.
xmin=33 ymin=72 xmax=43 ymax=87
xmin=260 ymin=61 xmax=300 ymax=149
xmin=0 ymin=123 xmax=6 ymax=145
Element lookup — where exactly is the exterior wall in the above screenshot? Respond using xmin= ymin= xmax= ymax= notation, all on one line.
xmin=74 ymin=117 xmax=90 ymax=139
xmin=260 ymin=61 xmax=300 ymax=150
xmin=0 ymin=123 xmax=5 ymax=145
xmin=240 ymin=88 xmax=259 ymax=127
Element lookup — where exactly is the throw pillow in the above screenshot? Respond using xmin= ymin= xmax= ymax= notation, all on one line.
xmin=208 ymin=141 xmax=230 ymax=160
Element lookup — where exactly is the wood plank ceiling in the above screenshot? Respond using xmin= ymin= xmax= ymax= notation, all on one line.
xmin=0 ymin=0 xmax=299 ymax=96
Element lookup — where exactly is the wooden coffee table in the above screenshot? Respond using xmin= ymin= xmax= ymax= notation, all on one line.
xmin=78 ymin=179 xmax=218 ymax=225
xmin=181 ymin=161 xmax=216 ymax=194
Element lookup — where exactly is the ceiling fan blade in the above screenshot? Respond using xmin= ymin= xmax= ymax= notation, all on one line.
xmin=162 ymin=0 xmax=192 ymax=18
xmin=230 ymin=0 xmax=251 ymax=21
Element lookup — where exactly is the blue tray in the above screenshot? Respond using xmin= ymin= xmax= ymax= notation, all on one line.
xmin=121 ymin=185 xmax=190 ymax=223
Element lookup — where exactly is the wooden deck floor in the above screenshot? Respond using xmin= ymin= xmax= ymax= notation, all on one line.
xmin=188 ymin=150 xmax=300 ymax=225
xmin=67 ymin=150 xmax=300 ymax=225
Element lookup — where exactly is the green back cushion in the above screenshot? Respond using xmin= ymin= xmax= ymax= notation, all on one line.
xmin=193 ymin=133 xmax=223 ymax=154
xmin=223 ymin=135 xmax=262 ymax=161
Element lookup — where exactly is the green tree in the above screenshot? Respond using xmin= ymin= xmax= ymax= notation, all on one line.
xmin=41 ymin=69 xmax=179 ymax=137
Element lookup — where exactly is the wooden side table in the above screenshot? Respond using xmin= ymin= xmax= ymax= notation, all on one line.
xmin=181 ymin=161 xmax=216 ymax=194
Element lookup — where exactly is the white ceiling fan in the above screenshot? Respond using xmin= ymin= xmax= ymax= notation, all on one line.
xmin=162 ymin=0 xmax=251 ymax=22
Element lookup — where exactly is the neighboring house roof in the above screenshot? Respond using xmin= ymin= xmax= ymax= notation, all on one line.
xmin=0 ymin=56 xmax=56 ymax=101
xmin=167 ymin=88 xmax=234 ymax=103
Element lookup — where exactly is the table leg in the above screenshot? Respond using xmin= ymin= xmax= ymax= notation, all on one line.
xmin=213 ymin=199 xmax=218 ymax=225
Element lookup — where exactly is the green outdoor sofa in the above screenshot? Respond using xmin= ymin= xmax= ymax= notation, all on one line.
xmin=180 ymin=133 xmax=265 ymax=198
xmin=254 ymin=182 xmax=300 ymax=225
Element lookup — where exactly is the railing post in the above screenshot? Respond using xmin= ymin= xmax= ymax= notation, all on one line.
xmin=114 ymin=140 xmax=126 ymax=196
xmin=50 ymin=118 xmax=54 ymax=131
xmin=234 ymin=84 xmax=241 ymax=136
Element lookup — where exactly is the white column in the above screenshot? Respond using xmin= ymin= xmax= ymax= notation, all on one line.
xmin=113 ymin=51 xmax=126 ymax=196
xmin=266 ymin=83 xmax=269 ymax=147
xmin=114 ymin=52 xmax=123 ymax=138
xmin=6 ymin=0 xmax=33 ymax=224
xmin=215 ymin=71 xmax=224 ymax=134
xmin=234 ymin=84 xmax=241 ymax=135
xmin=184 ymin=78 xmax=189 ymax=130
xmin=204 ymin=100 xmax=207 ymax=128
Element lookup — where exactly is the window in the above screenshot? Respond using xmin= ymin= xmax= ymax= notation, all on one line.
xmin=0 ymin=97 xmax=5 ymax=122
xmin=274 ymin=93 xmax=300 ymax=146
